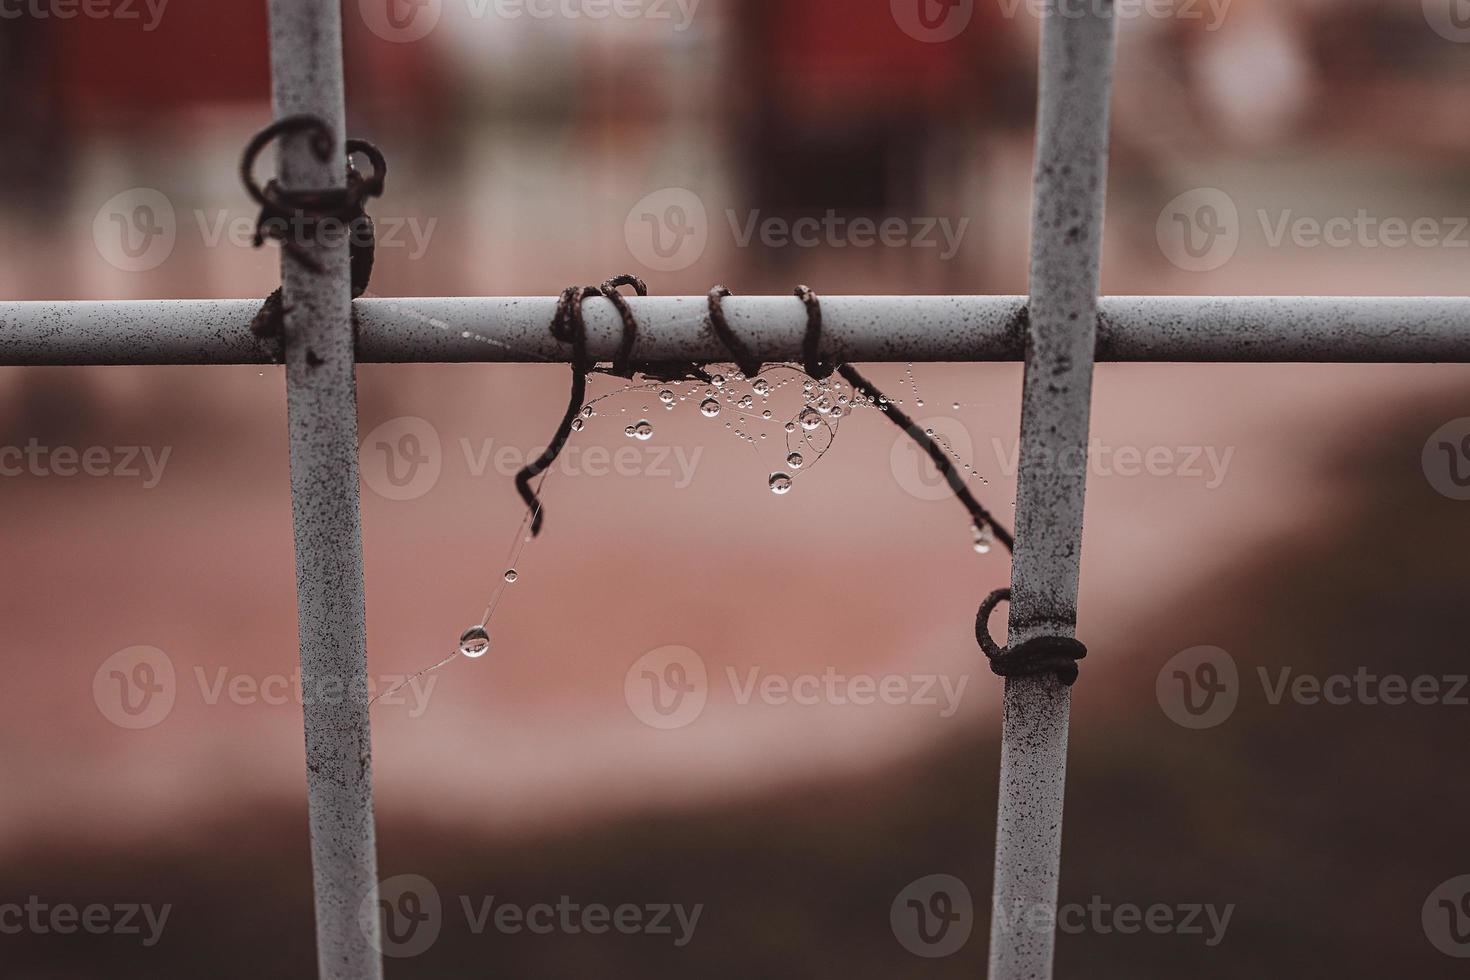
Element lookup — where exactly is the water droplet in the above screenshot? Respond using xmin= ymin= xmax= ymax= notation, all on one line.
xmin=711 ymin=374 xmax=726 ymax=389
xmin=916 ymin=399 xmax=925 ymax=408
xmin=700 ymin=398 xmax=721 ymax=418
xmin=815 ymin=396 xmax=833 ymax=414
xmin=624 ymin=425 xmax=637 ymax=438
xmin=634 ymin=420 xmax=654 ymax=441
xmin=953 ymin=402 xmax=961 ymax=411
xmin=972 ymin=524 xmax=994 ymax=555
xmin=659 ymin=389 xmax=675 ymax=405
xmin=769 ymin=472 xmax=793 ymax=495
xmin=753 ymin=379 xmax=770 ymax=396
xmin=581 ymin=406 xmax=594 ymax=418
xmin=784 ymin=421 xmax=796 ymax=433
xmin=762 ymin=410 xmax=773 ymax=420
xmin=503 ymin=569 xmax=518 ymax=583
xmin=798 ymin=408 xmax=822 ymax=431
xmin=571 ymin=419 xmax=584 ymax=432
xmin=829 ymin=406 xmax=845 ymax=419
xmin=459 ymin=625 xmax=491 ymax=659
xmin=787 ymin=452 xmax=804 ymax=470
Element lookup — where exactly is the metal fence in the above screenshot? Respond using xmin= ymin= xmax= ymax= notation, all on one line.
xmin=4 ymin=3 xmax=1463 ymax=979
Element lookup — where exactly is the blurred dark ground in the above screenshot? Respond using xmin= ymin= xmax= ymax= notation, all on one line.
xmin=3 ymin=1 xmax=1470 ymax=976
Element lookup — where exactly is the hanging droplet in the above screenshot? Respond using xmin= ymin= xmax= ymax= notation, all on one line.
xmin=634 ymin=420 xmax=654 ymax=441
xmin=700 ymin=398 xmax=721 ymax=418
xmin=798 ymin=408 xmax=822 ymax=431
xmin=972 ymin=523 xmax=994 ymax=555
xmin=753 ymin=379 xmax=770 ymax=396
xmin=659 ymin=389 xmax=676 ymax=405
xmin=459 ymin=625 xmax=491 ymax=659
xmin=769 ymin=472 xmax=793 ymax=495
xmin=503 ymin=569 xmax=518 ymax=583
xmin=571 ymin=419 xmax=584 ymax=432
xmin=581 ymin=406 xmax=594 ymax=418
xmin=952 ymin=402 xmax=961 ymax=411
xmin=787 ymin=452 xmax=804 ymax=470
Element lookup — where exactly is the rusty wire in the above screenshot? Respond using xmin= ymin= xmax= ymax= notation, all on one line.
xmin=240 ymin=115 xmax=386 ymax=347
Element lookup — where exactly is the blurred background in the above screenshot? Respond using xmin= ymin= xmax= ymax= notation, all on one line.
xmin=3 ymin=0 xmax=1470 ymax=976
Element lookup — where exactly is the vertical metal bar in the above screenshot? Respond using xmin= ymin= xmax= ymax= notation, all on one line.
xmin=267 ymin=2 xmax=384 ymax=977
xmin=988 ymin=6 xmax=1117 ymax=980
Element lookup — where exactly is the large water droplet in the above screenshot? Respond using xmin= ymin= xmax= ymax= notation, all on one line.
xmin=459 ymin=625 xmax=491 ymax=658
xmin=752 ymin=379 xmax=770 ymax=396
xmin=700 ymin=398 xmax=721 ymax=418
xmin=787 ymin=452 xmax=804 ymax=470
xmin=711 ymin=374 xmax=726 ymax=389
xmin=659 ymin=389 xmax=676 ymax=405
xmin=581 ymin=406 xmax=594 ymax=418
xmin=798 ymin=408 xmax=822 ymax=431
xmin=769 ymin=472 xmax=793 ymax=495
xmin=634 ymin=420 xmax=654 ymax=441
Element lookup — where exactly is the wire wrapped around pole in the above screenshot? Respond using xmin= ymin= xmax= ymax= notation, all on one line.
xmin=515 ymin=285 xmax=598 ymax=536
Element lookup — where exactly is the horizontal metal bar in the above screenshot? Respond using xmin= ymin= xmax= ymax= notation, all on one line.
xmin=3 ymin=295 xmax=1470 ymax=366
